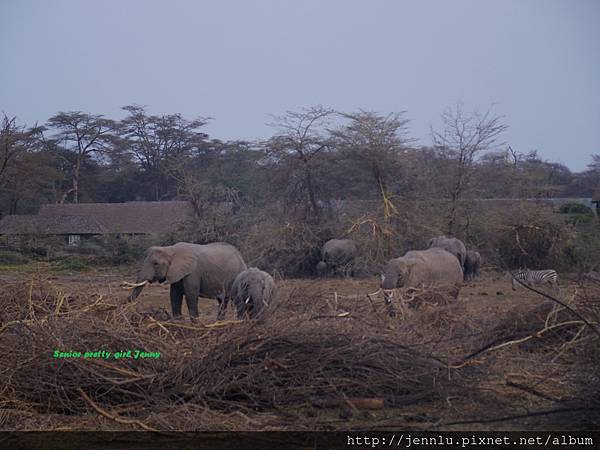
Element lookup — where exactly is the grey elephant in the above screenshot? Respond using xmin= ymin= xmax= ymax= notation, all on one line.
xmin=231 ymin=268 xmax=276 ymax=319
xmin=380 ymin=248 xmax=463 ymax=305
xmin=463 ymin=250 xmax=482 ymax=281
xmin=316 ymin=238 xmax=358 ymax=276
xmin=427 ymin=235 xmax=467 ymax=268
xmin=126 ymin=242 xmax=247 ymax=320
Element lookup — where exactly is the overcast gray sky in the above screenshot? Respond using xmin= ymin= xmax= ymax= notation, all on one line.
xmin=1 ymin=0 xmax=598 ymax=171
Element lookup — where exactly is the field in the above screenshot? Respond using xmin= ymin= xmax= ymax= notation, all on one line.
xmin=0 ymin=264 xmax=599 ymax=431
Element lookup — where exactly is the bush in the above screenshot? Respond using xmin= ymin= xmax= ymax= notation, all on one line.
xmin=50 ymin=255 xmax=93 ymax=272
xmin=0 ymin=250 xmax=31 ymax=265
xmin=471 ymin=202 xmax=576 ymax=271
xmin=96 ymin=235 xmax=159 ymax=265
xmin=64 ymin=235 xmax=162 ymax=266
xmin=241 ymin=216 xmax=335 ymax=277
xmin=558 ymin=202 xmax=594 ymax=215
xmin=558 ymin=202 xmax=595 ymax=226
xmin=569 ymin=222 xmax=600 ymax=272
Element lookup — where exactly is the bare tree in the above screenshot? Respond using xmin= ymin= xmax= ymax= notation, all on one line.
xmin=266 ymin=106 xmax=335 ymax=220
xmin=45 ymin=112 xmax=117 ymax=203
xmin=432 ymin=104 xmax=507 ymax=235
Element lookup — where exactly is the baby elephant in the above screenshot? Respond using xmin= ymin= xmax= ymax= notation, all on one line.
xmin=463 ymin=250 xmax=482 ymax=281
xmin=231 ymin=268 xmax=276 ymax=319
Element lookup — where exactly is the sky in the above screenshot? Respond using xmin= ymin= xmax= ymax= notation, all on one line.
xmin=1 ymin=0 xmax=599 ymax=171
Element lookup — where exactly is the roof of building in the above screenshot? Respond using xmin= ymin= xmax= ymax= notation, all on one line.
xmin=0 ymin=214 xmax=107 ymax=235
xmin=0 ymin=201 xmax=192 ymax=236
xmin=37 ymin=201 xmax=192 ymax=234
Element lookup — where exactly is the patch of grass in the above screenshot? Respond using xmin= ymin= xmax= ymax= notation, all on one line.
xmin=0 ymin=250 xmax=31 ymax=265
xmin=50 ymin=256 xmax=94 ymax=272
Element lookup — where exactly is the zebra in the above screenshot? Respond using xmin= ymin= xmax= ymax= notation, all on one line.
xmin=511 ymin=269 xmax=559 ymax=291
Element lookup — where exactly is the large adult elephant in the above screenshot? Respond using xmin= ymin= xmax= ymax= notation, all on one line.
xmin=427 ymin=235 xmax=467 ymax=268
xmin=316 ymin=239 xmax=358 ymax=276
xmin=125 ymin=242 xmax=247 ymax=320
xmin=380 ymin=248 xmax=463 ymax=304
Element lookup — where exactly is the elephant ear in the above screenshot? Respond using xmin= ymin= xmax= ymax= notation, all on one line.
xmin=166 ymin=244 xmax=196 ymax=283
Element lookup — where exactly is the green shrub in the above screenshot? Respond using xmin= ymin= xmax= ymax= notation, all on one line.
xmin=558 ymin=202 xmax=594 ymax=215
xmin=71 ymin=235 xmax=161 ymax=265
xmin=472 ymin=202 xmax=576 ymax=271
xmin=51 ymin=255 xmax=93 ymax=272
xmin=107 ymin=234 xmax=161 ymax=264
xmin=557 ymin=202 xmax=595 ymax=226
xmin=569 ymin=222 xmax=600 ymax=272
xmin=0 ymin=250 xmax=31 ymax=265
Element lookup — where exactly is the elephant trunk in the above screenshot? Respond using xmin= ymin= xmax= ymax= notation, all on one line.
xmin=247 ymin=285 xmax=263 ymax=309
xmin=127 ymin=272 xmax=150 ymax=301
xmin=316 ymin=261 xmax=328 ymax=276
xmin=128 ymin=284 xmax=145 ymax=301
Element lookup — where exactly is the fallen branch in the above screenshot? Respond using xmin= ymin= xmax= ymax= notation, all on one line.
xmin=78 ymin=388 xmax=158 ymax=432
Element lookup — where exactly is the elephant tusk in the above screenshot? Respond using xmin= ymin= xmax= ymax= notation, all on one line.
xmin=121 ymin=280 xmax=148 ymax=288
xmin=367 ymin=288 xmax=382 ymax=297
xmin=382 ymin=289 xmax=396 ymax=304
xmin=244 ymin=297 xmax=251 ymax=305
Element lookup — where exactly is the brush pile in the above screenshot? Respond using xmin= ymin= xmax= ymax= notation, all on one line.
xmin=0 ymin=277 xmax=473 ymax=431
xmin=1 ymin=276 xmax=598 ymax=430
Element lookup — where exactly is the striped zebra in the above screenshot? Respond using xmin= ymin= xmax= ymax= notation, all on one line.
xmin=511 ymin=269 xmax=559 ymax=291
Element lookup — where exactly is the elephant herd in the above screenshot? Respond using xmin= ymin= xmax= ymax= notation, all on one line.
xmin=125 ymin=235 xmax=481 ymax=321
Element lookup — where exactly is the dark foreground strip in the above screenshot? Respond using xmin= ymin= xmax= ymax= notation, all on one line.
xmin=1 ymin=431 xmax=599 ymax=450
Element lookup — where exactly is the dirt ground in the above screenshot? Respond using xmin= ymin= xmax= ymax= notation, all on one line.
xmin=1 ymin=265 xmax=544 ymax=318
xmin=1 ymin=264 xmax=597 ymax=431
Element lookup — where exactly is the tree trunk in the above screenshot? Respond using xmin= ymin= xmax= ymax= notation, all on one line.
xmin=73 ymin=156 xmax=82 ymax=204
xmin=304 ymin=165 xmax=320 ymax=220
xmin=73 ymin=177 xmax=79 ymax=203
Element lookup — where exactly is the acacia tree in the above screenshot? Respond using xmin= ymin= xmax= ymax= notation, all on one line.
xmin=45 ymin=112 xmax=117 ymax=203
xmin=0 ymin=116 xmax=57 ymax=215
xmin=330 ymin=110 xmax=411 ymax=216
xmin=120 ymin=105 xmax=209 ymax=201
xmin=0 ymin=151 xmax=60 ymax=215
xmin=265 ymin=106 xmax=335 ymax=220
xmin=0 ymin=115 xmax=39 ymax=185
xmin=431 ymin=104 xmax=507 ymax=235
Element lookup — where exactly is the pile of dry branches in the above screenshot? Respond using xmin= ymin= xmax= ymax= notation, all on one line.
xmin=0 ymin=277 xmax=472 ymax=431
xmin=1 ymin=276 xmax=598 ymax=431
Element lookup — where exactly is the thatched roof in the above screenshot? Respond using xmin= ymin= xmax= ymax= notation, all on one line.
xmin=38 ymin=201 xmax=192 ymax=234
xmin=0 ymin=215 xmax=107 ymax=235
xmin=0 ymin=201 xmax=192 ymax=236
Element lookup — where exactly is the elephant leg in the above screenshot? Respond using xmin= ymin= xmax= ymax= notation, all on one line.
xmin=184 ymin=292 xmax=199 ymax=319
xmin=185 ymin=295 xmax=199 ymax=319
xmin=169 ymin=282 xmax=184 ymax=317
xmin=182 ymin=278 xmax=200 ymax=319
xmin=235 ymin=299 xmax=246 ymax=319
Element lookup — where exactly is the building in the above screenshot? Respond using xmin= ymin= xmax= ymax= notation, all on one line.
xmin=592 ymin=188 xmax=600 ymax=216
xmin=0 ymin=201 xmax=192 ymax=245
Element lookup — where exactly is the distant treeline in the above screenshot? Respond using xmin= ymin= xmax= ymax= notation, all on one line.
xmin=1 ymin=104 xmax=599 ymax=219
